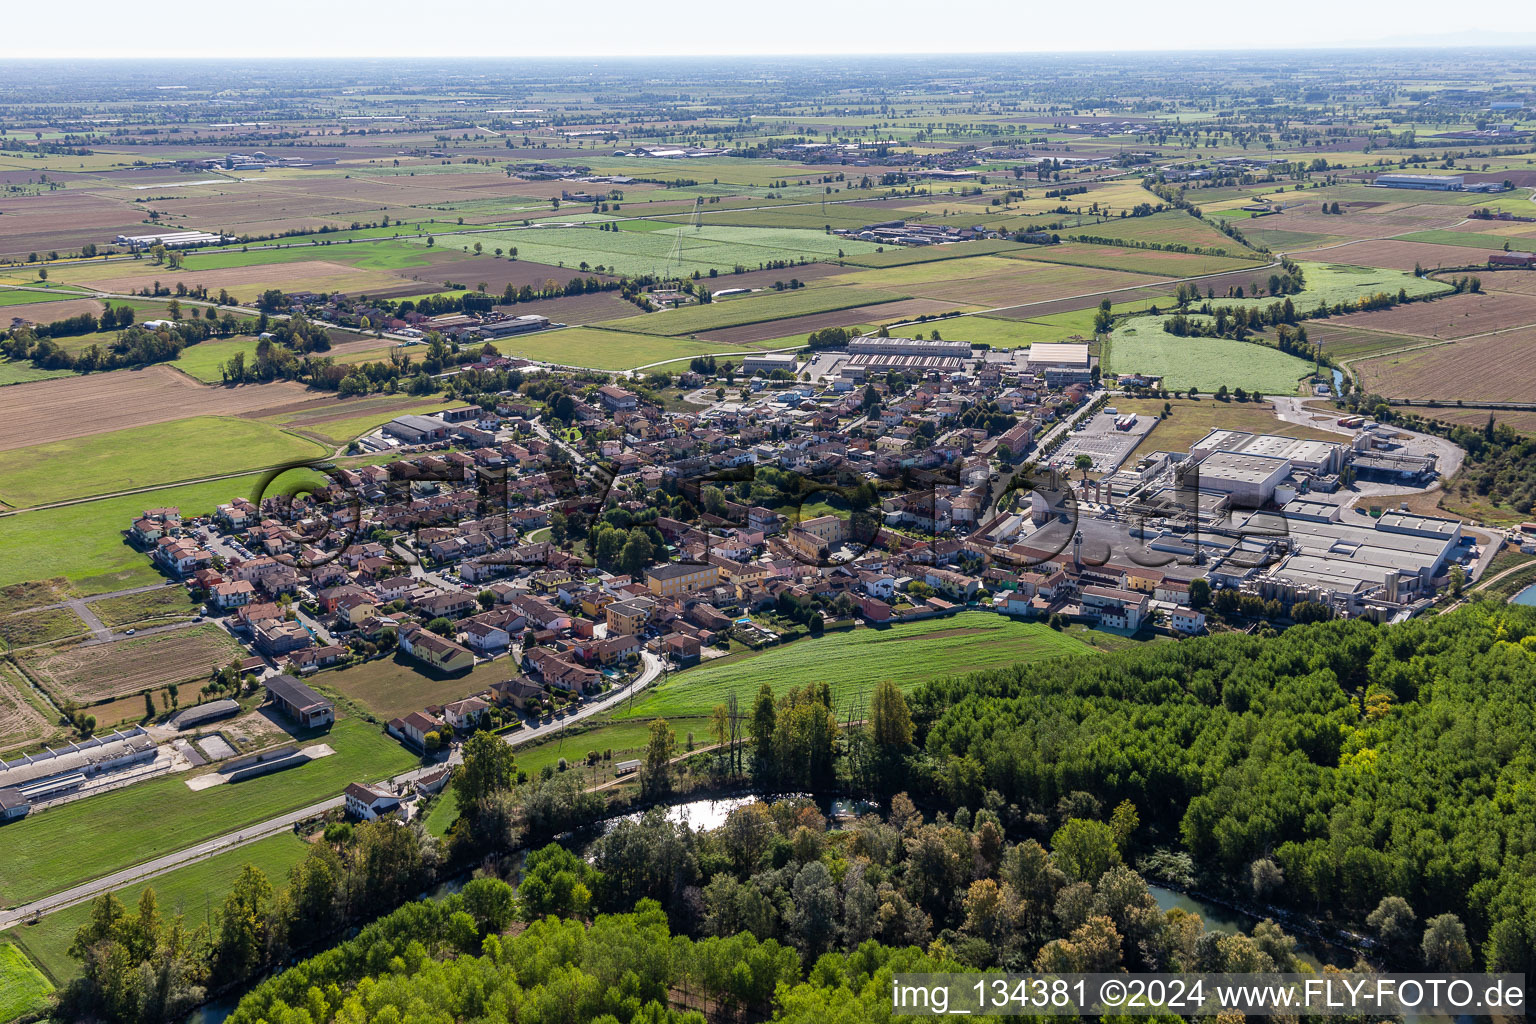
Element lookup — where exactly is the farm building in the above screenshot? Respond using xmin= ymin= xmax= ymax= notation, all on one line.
xmin=1490 ymin=251 xmax=1536 ymax=268
xmin=262 ymin=673 xmax=335 ymax=729
xmin=1371 ymin=174 xmax=1464 ymax=191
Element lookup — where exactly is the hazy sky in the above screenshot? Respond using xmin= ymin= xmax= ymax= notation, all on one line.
xmin=5 ymin=0 xmax=1536 ymax=58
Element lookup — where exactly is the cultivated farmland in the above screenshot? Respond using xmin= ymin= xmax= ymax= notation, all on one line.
xmin=1353 ymin=325 xmax=1536 ymax=404
xmin=1323 ymin=290 xmax=1536 ymax=340
xmin=25 ymin=623 xmax=248 ymax=705
xmin=0 ymin=365 xmax=319 ymax=453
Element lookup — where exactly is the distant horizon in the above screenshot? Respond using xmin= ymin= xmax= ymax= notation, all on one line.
xmin=6 ymin=1 xmax=1536 ymax=62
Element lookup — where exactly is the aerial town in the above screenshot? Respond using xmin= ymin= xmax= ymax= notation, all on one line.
xmin=1 ymin=43 xmax=1536 ymax=1024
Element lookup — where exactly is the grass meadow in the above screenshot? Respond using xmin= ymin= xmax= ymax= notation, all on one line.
xmin=0 ymin=416 xmax=328 ymax=509
xmin=615 ymin=612 xmax=1096 ymax=722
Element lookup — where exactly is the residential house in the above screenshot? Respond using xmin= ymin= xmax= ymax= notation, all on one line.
xmin=398 ymin=623 xmax=476 ymax=673
xmin=344 ymin=782 xmax=402 ymax=821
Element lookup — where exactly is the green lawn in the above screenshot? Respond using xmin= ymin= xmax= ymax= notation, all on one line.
xmin=1106 ymin=316 xmax=1315 ymax=392
xmin=0 ymin=416 xmax=328 ymax=508
xmin=170 ymin=336 xmax=262 ymax=383
xmin=10 ymin=833 xmax=310 ymax=986
xmin=0 ymin=942 xmax=53 ymax=1022
xmin=0 ymin=473 xmax=281 ymax=595
xmin=0 ymin=718 xmax=413 ymax=907
xmin=616 ymin=612 xmax=1096 ymax=721
xmin=421 ymin=788 xmax=460 ymax=839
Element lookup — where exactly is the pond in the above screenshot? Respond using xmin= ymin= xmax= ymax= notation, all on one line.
xmin=1512 ymin=582 xmax=1536 ymax=606
xmin=1149 ymin=884 xmax=1339 ymax=968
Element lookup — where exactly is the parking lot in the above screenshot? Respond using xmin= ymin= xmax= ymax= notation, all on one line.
xmin=1046 ymin=410 xmax=1158 ymax=477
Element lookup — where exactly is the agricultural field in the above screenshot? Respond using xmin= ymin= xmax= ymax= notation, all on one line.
xmin=1008 ymin=242 xmax=1266 ymax=278
xmin=598 ymin=285 xmax=908 ymax=337
xmin=1210 ymin=261 xmax=1454 ymax=314
xmin=486 ymin=326 xmax=727 ymax=370
xmin=12 ymin=833 xmax=310 ymax=986
xmin=616 ymin=613 xmax=1096 ymax=722
xmin=0 ymin=362 xmax=75 ymax=387
xmin=1106 ymin=316 xmax=1315 ymax=393
xmin=0 ymin=660 xmax=53 ymax=756
xmin=831 ymin=255 xmax=1165 ymax=309
xmin=0 ymin=415 xmax=327 ymax=508
xmin=1303 ymin=324 xmax=1430 ymax=364
xmin=1323 ymin=289 xmax=1536 ymax=340
xmin=0 ymin=605 xmax=89 ymax=653
xmin=89 ymin=586 xmax=201 ymax=629
xmin=837 ymin=239 xmax=1032 ymax=267
xmin=1288 ymin=238 xmax=1497 ymax=272
xmin=25 ymin=623 xmax=247 ymax=706
xmin=692 ymin=298 xmax=961 ymax=346
xmin=1062 ymin=210 xmax=1257 ymax=255
xmin=1353 ymin=326 xmax=1536 ymax=404
xmin=268 ymin=395 xmax=457 ymax=446
xmin=407 ymin=223 xmax=881 ymax=278
xmin=0 ymin=365 xmax=320 ymax=454
xmin=0 ymin=942 xmax=53 ymax=1023
xmin=0 ymin=717 xmax=414 ymax=907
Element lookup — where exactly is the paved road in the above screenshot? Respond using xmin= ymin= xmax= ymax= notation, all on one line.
xmin=0 ymin=651 xmax=663 ymax=929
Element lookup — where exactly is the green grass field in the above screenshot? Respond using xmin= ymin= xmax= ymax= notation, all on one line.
xmin=421 ymin=788 xmax=460 ymax=838
xmin=0 ymin=473 xmax=288 ymax=595
xmin=616 ymin=613 xmax=1096 ymax=721
xmin=0 ymin=416 xmax=328 ymax=508
xmin=513 ymin=719 xmax=663 ymax=778
xmin=412 ymin=223 xmax=880 ymax=278
xmin=0 ymin=361 xmax=76 ymax=386
xmin=1217 ymin=262 xmax=1453 ymax=314
xmin=0 ymin=942 xmax=53 ymax=1022
xmin=1012 ymin=242 xmax=1267 ymax=277
xmin=11 ymin=833 xmax=310 ymax=987
xmin=0 ymin=718 xmax=412 ymax=908
xmin=314 ymin=652 xmax=513 ymax=722
xmin=170 ymin=336 xmax=262 ymax=383
xmin=1062 ymin=210 xmax=1257 ymax=256
xmin=598 ymin=286 xmax=907 ymax=337
xmin=836 ymin=239 xmax=1035 ymax=268
xmin=1106 ymin=316 xmax=1315 ymax=393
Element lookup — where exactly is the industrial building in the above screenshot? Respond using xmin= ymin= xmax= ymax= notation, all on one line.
xmin=1025 ymin=342 xmax=1093 ymax=386
xmin=383 ymin=414 xmax=452 ymax=445
xmin=115 ymin=230 xmax=228 ymax=249
xmin=743 ymin=353 xmax=798 ymax=375
xmin=1372 ymin=174 xmax=1464 ymax=191
xmin=844 ymin=336 xmax=974 ymax=375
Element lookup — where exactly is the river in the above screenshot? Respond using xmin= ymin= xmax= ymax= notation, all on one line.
xmin=1512 ymin=582 xmax=1536 ymax=606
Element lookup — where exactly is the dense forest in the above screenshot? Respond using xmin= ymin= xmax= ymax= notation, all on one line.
xmin=60 ymin=602 xmax=1536 ymax=1023
xmin=910 ymin=602 xmax=1536 ymax=971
